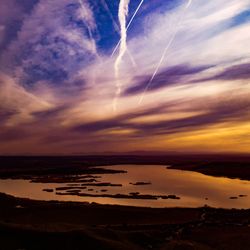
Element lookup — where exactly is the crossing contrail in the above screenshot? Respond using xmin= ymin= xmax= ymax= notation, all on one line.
xmin=113 ymin=0 xmax=145 ymax=111
xmin=138 ymin=0 xmax=192 ymax=104
xmin=111 ymin=0 xmax=145 ymax=58
xmin=79 ymin=0 xmax=98 ymax=57
xmin=101 ymin=0 xmax=120 ymax=32
xmin=113 ymin=0 xmax=131 ymax=111
xmin=101 ymin=0 xmax=136 ymax=67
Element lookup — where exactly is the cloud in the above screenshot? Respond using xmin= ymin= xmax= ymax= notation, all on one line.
xmin=125 ymin=0 xmax=250 ymax=75
xmin=0 ymin=73 xmax=53 ymax=126
xmin=0 ymin=0 xmax=38 ymax=51
xmin=1 ymin=0 xmax=98 ymax=87
xmin=0 ymin=0 xmax=250 ymax=154
xmin=124 ymin=64 xmax=212 ymax=95
xmin=194 ymin=63 xmax=250 ymax=82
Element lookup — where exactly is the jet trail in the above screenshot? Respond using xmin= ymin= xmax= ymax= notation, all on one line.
xmin=138 ymin=0 xmax=192 ymax=104
xmin=101 ymin=0 xmax=120 ymax=32
xmin=79 ymin=0 xmax=98 ymax=57
xmin=101 ymin=0 xmax=136 ymax=67
xmin=113 ymin=0 xmax=131 ymax=111
xmin=111 ymin=0 xmax=145 ymax=58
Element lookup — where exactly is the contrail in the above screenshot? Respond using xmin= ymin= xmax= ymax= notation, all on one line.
xmin=79 ymin=0 xmax=99 ymax=57
xmin=138 ymin=0 xmax=192 ymax=104
xmin=101 ymin=0 xmax=120 ymax=32
xmin=111 ymin=0 xmax=145 ymax=58
xmin=113 ymin=0 xmax=131 ymax=111
xmin=101 ymin=0 xmax=136 ymax=67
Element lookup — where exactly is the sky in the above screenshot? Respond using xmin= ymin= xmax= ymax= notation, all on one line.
xmin=0 ymin=0 xmax=250 ymax=155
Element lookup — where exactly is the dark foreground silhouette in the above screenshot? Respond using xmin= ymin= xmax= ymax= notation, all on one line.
xmin=1 ymin=154 xmax=250 ymax=180
xmin=0 ymin=155 xmax=250 ymax=249
xmin=0 ymin=193 xmax=250 ymax=250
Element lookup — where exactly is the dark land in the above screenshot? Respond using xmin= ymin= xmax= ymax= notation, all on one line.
xmin=1 ymin=154 xmax=250 ymax=180
xmin=0 ymin=154 xmax=250 ymax=249
xmin=0 ymin=193 xmax=250 ymax=250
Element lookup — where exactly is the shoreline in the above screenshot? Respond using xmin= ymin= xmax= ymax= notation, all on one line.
xmin=1 ymin=155 xmax=250 ymax=181
xmin=0 ymin=192 xmax=250 ymax=249
xmin=1 ymin=156 xmax=250 ymax=249
xmin=168 ymin=162 xmax=250 ymax=181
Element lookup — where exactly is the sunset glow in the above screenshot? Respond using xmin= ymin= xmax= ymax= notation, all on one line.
xmin=0 ymin=0 xmax=250 ymax=154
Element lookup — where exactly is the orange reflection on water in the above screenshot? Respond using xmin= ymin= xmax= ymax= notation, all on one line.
xmin=0 ymin=165 xmax=249 ymax=208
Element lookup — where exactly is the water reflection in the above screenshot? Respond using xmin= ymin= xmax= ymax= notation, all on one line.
xmin=0 ymin=165 xmax=249 ymax=208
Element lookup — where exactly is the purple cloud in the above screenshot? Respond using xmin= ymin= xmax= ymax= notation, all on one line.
xmin=124 ymin=64 xmax=212 ymax=96
xmin=194 ymin=63 xmax=250 ymax=83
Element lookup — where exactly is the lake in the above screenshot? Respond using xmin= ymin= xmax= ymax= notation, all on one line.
xmin=0 ymin=165 xmax=249 ymax=208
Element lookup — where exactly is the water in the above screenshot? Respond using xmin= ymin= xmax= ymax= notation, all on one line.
xmin=0 ymin=165 xmax=249 ymax=208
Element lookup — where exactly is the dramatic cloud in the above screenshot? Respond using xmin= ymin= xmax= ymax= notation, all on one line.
xmin=0 ymin=0 xmax=250 ymax=154
xmin=1 ymin=0 xmax=98 ymax=87
xmin=124 ymin=64 xmax=212 ymax=95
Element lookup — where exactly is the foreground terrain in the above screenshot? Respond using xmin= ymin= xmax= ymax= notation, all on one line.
xmin=0 ymin=155 xmax=250 ymax=249
xmin=1 ymin=154 xmax=250 ymax=180
xmin=0 ymin=193 xmax=250 ymax=250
